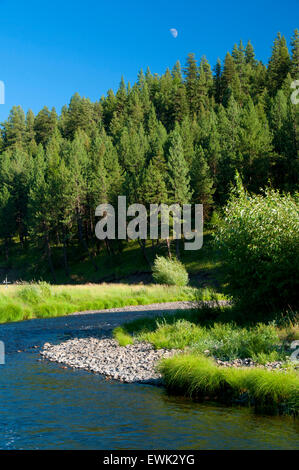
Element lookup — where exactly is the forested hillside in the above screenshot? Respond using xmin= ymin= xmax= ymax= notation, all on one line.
xmin=0 ymin=31 xmax=298 ymax=281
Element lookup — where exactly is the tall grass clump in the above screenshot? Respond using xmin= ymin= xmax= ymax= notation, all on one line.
xmin=17 ymin=281 xmax=52 ymax=303
xmin=152 ymin=256 xmax=189 ymax=286
xmin=215 ymin=177 xmax=299 ymax=321
xmin=113 ymin=326 xmax=134 ymax=346
xmin=159 ymin=354 xmax=299 ymax=415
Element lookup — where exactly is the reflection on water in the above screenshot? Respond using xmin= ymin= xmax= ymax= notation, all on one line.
xmin=0 ymin=313 xmax=298 ymax=450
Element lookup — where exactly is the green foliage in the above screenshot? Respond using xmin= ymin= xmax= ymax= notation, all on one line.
xmin=142 ymin=319 xmax=205 ymax=349
xmin=152 ymin=256 xmax=189 ymax=286
xmin=0 ymin=31 xmax=298 ymax=284
xmin=113 ymin=306 xmax=290 ymax=363
xmin=191 ymin=145 xmax=214 ymax=217
xmin=167 ymin=127 xmax=192 ymax=205
xmin=138 ymin=318 xmax=282 ymax=362
xmin=215 ymin=179 xmax=299 ymax=320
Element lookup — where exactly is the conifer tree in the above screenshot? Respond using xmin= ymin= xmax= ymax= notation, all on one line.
xmin=2 ymin=106 xmax=27 ymax=149
xmin=141 ymin=156 xmax=168 ymax=206
xmin=268 ymin=33 xmax=291 ymax=95
xmin=290 ymin=29 xmax=299 ymax=78
xmin=34 ymin=106 xmax=58 ymax=146
xmin=0 ymin=32 xmax=297 ymax=279
xmin=213 ymin=59 xmax=222 ymax=103
xmin=184 ymin=53 xmax=199 ymax=115
xmin=167 ymin=127 xmax=192 ymax=257
xmin=191 ymin=145 xmax=214 ymax=218
xmin=238 ymin=99 xmax=273 ymax=191
xmin=245 ymin=40 xmax=257 ymax=66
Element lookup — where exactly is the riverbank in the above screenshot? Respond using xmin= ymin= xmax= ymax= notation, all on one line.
xmin=0 ymin=282 xmax=225 ymax=323
xmin=40 ymin=334 xmax=299 ymax=381
xmin=39 ymin=303 xmax=299 ymax=416
xmin=40 ymin=332 xmax=299 ymax=416
xmin=2 ymin=308 xmax=298 ymax=450
xmin=112 ymin=306 xmax=299 ymax=415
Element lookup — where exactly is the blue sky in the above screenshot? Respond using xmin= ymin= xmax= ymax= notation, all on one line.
xmin=0 ymin=0 xmax=298 ymax=121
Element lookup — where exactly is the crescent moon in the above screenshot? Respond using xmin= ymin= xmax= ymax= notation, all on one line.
xmin=170 ymin=28 xmax=178 ymax=38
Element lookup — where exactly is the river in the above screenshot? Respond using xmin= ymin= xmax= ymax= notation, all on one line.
xmin=0 ymin=311 xmax=298 ymax=449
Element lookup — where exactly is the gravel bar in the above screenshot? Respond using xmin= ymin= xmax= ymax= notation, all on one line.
xmin=41 ymin=338 xmax=178 ymax=384
xmin=40 ymin=301 xmax=197 ymax=384
xmin=41 ymin=300 xmax=295 ymax=386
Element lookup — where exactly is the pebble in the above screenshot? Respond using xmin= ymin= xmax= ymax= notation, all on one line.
xmin=41 ymin=338 xmax=178 ymax=384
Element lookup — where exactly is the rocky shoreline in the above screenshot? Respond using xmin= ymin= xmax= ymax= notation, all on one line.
xmin=39 ymin=299 xmax=297 ymax=384
xmin=41 ymin=335 xmax=298 ymax=385
xmin=41 ymin=338 xmax=178 ymax=384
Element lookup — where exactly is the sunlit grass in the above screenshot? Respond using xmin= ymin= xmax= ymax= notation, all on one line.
xmin=159 ymin=354 xmax=299 ymax=415
xmin=113 ymin=326 xmax=134 ymax=346
xmin=0 ymin=282 xmax=200 ymax=323
xmin=113 ymin=309 xmax=290 ymax=363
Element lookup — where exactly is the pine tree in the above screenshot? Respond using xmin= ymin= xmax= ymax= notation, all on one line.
xmin=245 ymin=40 xmax=256 ymax=66
xmin=167 ymin=129 xmax=191 ymax=205
xmin=172 ymin=60 xmax=183 ymax=84
xmin=2 ymin=106 xmax=26 ymax=149
xmin=290 ymin=29 xmax=299 ymax=78
xmin=213 ymin=59 xmax=222 ymax=103
xmin=179 ymin=116 xmax=195 ymax=166
xmin=223 ymin=52 xmax=236 ymax=89
xmin=197 ymin=56 xmax=213 ymax=109
xmin=191 ymin=145 xmax=214 ymax=218
xmin=267 ymin=33 xmax=291 ymax=95
xmin=238 ymin=99 xmax=273 ymax=191
xmin=26 ymin=109 xmax=36 ymax=143
xmin=232 ymin=41 xmax=245 ymax=72
xmin=28 ymin=144 xmax=57 ymax=281
xmin=167 ymin=127 xmax=192 ymax=257
xmin=141 ymin=156 xmax=168 ymax=206
xmin=34 ymin=106 xmax=58 ymax=146
xmin=184 ymin=53 xmax=199 ymax=115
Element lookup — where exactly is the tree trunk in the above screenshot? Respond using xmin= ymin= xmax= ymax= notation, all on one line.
xmin=104 ymin=239 xmax=111 ymax=256
xmin=4 ymin=238 xmax=9 ymax=262
xmin=45 ymin=230 xmax=57 ymax=283
xmin=166 ymin=237 xmax=172 ymax=258
xmin=62 ymin=226 xmax=70 ymax=278
xmin=138 ymin=239 xmax=151 ymax=267
xmin=175 ymin=238 xmax=180 ymax=259
xmin=76 ymin=206 xmax=98 ymax=271
xmin=151 ymin=239 xmax=156 ymax=258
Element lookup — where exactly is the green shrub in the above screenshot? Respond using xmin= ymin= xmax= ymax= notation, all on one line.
xmin=152 ymin=256 xmax=189 ymax=286
xmin=215 ymin=179 xmax=299 ymax=320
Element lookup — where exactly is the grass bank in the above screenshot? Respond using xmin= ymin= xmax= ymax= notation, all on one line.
xmin=113 ymin=306 xmax=299 ymax=363
xmin=159 ymin=354 xmax=299 ymax=415
xmin=0 ymin=282 xmax=204 ymax=323
xmin=113 ymin=307 xmax=299 ymax=415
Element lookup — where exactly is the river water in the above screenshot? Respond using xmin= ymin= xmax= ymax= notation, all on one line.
xmin=0 ymin=311 xmax=298 ymax=450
